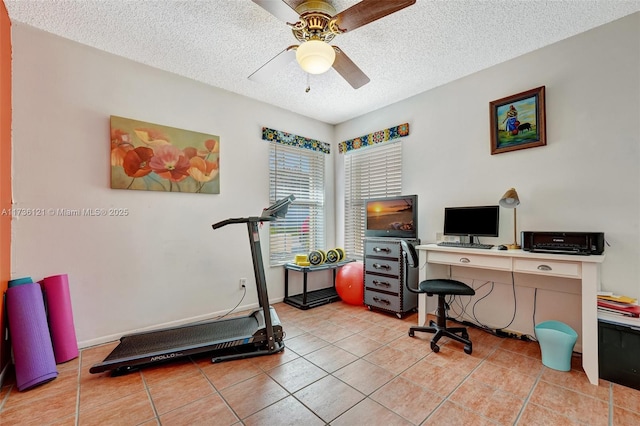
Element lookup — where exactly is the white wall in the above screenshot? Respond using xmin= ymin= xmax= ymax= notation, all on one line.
xmin=335 ymin=13 xmax=640 ymax=340
xmin=10 ymin=24 xmax=335 ymax=347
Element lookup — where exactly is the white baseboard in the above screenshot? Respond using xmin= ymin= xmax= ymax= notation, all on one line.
xmin=78 ymin=298 xmax=285 ymax=349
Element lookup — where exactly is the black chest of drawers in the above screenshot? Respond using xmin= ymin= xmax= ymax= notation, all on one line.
xmin=363 ymin=238 xmax=418 ymax=318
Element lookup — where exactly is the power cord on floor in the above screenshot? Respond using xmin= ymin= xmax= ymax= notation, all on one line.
xmin=215 ymin=286 xmax=247 ymax=320
xmin=471 ymin=281 xmax=496 ymax=329
xmin=443 ymin=273 xmax=536 ymax=342
xmin=443 ymin=280 xmax=503 ymax=337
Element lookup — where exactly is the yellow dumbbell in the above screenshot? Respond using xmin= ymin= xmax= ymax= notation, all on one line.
xmin=326 ymin=249 xmax=339 ymax=263
xmin=308 ymin=250 xmax=326 ymax=266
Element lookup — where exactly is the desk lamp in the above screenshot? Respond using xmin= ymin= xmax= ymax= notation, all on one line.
xmin=499 ymin=188 xmax=521 ymax=249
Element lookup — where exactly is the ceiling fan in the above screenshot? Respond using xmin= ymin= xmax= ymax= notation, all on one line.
xmin=248 ymin=0 xmax=416 ymax=89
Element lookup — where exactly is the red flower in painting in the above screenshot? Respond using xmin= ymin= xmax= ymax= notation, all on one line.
xmin=111 ymin=128 xmax=133 ymax=166
xmin=188 ymin=157 xmax=219 ymax=182
xmin=183 ymin=147 xmax=199 ymax=159
xmin=111 ymin=128 xmax=129 ymax=144
xmin=122 ymin=147 xmax=153 ymax=178
xmin=204 ymin=139 xmax=219 ymax=153
xmin=184 ymin=142 xmax=218 ymax=160
xmin=149 ymin=145 xmax=190 ymax=182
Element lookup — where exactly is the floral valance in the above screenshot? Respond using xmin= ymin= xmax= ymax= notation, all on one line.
xmin=338 ymin=123 xmax=409 ymax=154
xmin=262 ymin=127 xmax=330 ymax=154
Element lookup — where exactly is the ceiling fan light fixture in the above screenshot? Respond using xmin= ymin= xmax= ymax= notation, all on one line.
xmin=295 ymin=39 xmax=335 ymax=74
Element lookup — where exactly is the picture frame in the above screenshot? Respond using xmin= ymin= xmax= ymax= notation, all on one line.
xmin=110 ymin=116 xmax=220 ymax=194
xmin=490 ymin=86 xmax=546 ymax=155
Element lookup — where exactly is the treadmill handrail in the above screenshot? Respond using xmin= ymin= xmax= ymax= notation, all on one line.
xmin=212 ymin=195 xmax=295 ymax=229
xmin=212 ymin=216 xmax=276 ymax=229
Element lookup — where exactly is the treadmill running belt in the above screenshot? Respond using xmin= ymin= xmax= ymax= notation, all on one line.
xmin=104 ymin=316 xmax=259 ymax=361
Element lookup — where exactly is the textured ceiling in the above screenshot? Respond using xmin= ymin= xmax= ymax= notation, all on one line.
xmin=5 ymin=0 xmax=640 ymax=124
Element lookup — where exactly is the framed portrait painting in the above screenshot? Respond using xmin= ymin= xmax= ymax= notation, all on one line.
xmin=490 ymin=86 xmax=546 ymax=155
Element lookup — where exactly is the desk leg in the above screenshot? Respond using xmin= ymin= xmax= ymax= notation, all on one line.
xmin=418 ymin=250 xmax=427 ymax=326
xmin=582 ymin=262 xmax=600 ymax=385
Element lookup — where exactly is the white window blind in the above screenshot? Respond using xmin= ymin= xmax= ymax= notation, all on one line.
xmin=344 ymin=142 xmax=403 ymax=259
xmin=269 ymin=143 xmax=325 ymax=266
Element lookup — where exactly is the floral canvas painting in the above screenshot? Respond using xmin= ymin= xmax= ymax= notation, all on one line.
xmin=110 ymin=116 xmax=220 ymax=193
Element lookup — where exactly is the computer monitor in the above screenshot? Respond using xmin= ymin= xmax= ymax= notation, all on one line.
xmin=443 ymin=205 xmax=500 ymax=243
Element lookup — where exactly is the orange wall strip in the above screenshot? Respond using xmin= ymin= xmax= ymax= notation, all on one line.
xmin=0 ymin=0 xmax=13 ymax=375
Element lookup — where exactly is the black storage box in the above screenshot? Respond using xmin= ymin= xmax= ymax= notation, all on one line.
xmin=598 ymin=320 xmax=640 ymax=390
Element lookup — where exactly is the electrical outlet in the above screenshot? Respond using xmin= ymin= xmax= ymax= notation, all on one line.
xmin=239 ymin=278 xmax=247 ymax=289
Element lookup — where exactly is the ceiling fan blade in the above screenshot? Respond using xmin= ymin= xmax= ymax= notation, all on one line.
xmin=332 ymin=47 xmax=370 ymax=89
xmin=282 ymin=0 xmax=308 ymax=11
xmin=252 ymin=0 xmax=300 ymax=23
xmin=333 ymin=0 xmax=416 ymax=33
xmin=248 ymin=46 xmax=297 ymax=83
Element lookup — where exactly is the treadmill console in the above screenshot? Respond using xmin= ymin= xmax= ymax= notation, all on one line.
xmin=262 ymin=194 xmax=295 ymax=219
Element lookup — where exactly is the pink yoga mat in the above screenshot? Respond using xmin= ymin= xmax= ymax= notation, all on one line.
xmin=42 ymin=274 xmax=79 ymax=364
xmin=6 ymin=283 xmax=58 ymax=391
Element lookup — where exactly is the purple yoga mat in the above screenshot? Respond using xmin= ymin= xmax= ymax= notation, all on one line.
xmin=6 ymin=283 xmax=58 ymax=391
xmin=42 ymin=274 xmax=79 ymax=363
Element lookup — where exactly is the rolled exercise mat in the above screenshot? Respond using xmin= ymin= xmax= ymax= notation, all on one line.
xmin=8 ymin=277 xmax=33 ymax=288
xmin=6 ymin=283 xmax=58 ymax=391
xmin=42 ymin=274 xmax=79 ymax=363
xmin=4 ymin=277 xmax=33 ymax=353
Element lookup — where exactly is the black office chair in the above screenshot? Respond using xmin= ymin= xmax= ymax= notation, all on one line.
xmin=400 ymin=240 xmax=475 ymax=354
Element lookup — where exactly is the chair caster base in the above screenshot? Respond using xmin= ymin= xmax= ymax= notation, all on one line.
xmin=464 ymin=345 xmax=472 ymax=355
xmin=430 ymin=341 xmax=440 ymax=353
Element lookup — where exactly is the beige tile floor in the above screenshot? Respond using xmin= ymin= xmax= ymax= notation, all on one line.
xmin=1 ymin=301 xmax=640 ymax=425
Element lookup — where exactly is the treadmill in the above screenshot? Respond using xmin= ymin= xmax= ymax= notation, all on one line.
xmin=89 ymin=195 xmax=295 ymax=376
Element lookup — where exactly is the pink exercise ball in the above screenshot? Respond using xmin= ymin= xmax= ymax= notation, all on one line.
xmin=336 ymin=262 xmax=364 ymax=305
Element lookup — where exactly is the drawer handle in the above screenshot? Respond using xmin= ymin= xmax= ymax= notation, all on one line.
xmin=373 ymin=297 xmax=391 ymax=305
xmin=459 ymin=257 xmax=470 ymax=263
xmin=373 ymin=263 xmax=391 ymax=270
xmin=372 ymin=280 xmax=391 ymax=288
xmin=537 ymin=264 xmax=552 ymax=271
xmin=373 ymin=247 xmax=391 ymax=253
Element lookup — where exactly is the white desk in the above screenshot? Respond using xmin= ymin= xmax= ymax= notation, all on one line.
xmin=416 ymin=244 xmax=605 ymax=385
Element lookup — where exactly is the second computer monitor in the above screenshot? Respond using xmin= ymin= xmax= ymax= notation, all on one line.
xmin=443 ymin=205 xmax=500 ymax=242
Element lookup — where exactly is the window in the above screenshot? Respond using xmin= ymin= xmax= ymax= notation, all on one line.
xmin=269 ymin=143 xmax=325 ymax=266
xmin=344 ymin=142 xmax=403 ymax=259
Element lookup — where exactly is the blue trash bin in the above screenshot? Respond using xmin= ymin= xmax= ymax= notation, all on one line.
xmin=535 ymin=320 xmax=578 ymax=372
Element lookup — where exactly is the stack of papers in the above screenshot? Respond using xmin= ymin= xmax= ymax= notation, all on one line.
xmin=597 ymin=293 xmax=640 ymax=318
